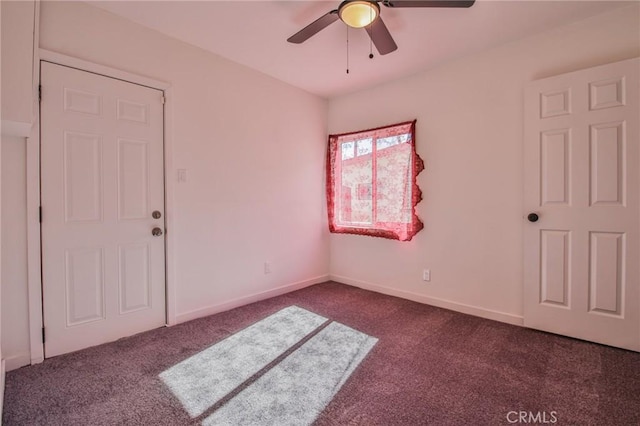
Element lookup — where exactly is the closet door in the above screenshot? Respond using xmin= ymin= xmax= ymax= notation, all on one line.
xmin=523 ymin=57 xmax=639 ymax=351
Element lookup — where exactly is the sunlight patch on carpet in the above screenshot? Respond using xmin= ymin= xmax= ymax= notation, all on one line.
xmin=159 ymin=306 xmax=326 ymax=417
xmin=203 ymin=321 xmax=378 ymax=426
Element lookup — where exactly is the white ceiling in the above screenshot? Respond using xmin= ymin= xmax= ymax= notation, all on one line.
xmin=92 ymin=1 xmax=631 ymax=99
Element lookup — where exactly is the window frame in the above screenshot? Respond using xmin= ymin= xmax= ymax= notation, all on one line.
xmin=326 ymin=120 xmax=424 ymax=241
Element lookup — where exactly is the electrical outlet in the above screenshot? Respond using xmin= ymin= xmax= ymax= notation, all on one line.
xmin=264 ymin=262 xmax=272 ymax=274
xmin=422 ymin=269 xmax=431 ymax=282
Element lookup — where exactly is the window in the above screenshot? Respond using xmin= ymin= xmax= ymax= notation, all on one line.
xmin=326 ymin=120 xmax=424 ymax=241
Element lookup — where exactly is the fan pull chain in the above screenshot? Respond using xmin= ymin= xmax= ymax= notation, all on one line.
xmin=346 ymin=26 xmax=350 ymax=74
xmin=369 ymin=7 xmax=374 ymax=59
xmin=369 ymin=34 xmax=374 ymax=59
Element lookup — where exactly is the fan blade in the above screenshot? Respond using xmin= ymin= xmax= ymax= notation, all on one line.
xmin=383 ymin=0 xmax=475 ymax=7
xmin=287 ymin=10 xmax=340 ymax=44
xmin=365 ymin=17 xmax=398 ymax=55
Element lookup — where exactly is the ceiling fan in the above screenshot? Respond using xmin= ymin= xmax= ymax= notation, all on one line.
xmin=287 ymin=0 xmax=475 ymax=55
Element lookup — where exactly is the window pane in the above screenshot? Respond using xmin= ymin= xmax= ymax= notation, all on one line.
xmin=356 ymin=138 xmax=372 ymax=156
xmin=340 ymin=155 xmax=373 ymax=224
xmin=341 ymin=142 xmax=355 ymax=160
xmin=376 ymin=143 xmax=412 ymax=223
xmin=377 ymin=133 xmax=410 ymax=151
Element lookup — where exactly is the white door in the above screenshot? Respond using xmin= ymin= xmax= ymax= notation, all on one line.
xmin=524 ymin=57 xmax=639 ymax=352
xmin=41 ymin=61 xmax=166 ymax=357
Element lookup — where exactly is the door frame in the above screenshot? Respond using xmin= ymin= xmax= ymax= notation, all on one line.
xmin=26 ymin=49 xmax=177 ymax=364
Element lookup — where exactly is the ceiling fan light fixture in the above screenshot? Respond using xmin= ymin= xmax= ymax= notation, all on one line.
xmin=338 ymin=0 xmax=380 ymax=28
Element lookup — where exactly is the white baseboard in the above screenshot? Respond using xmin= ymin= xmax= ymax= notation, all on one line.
xmin=175 ymin=275 xmax=330 ymax=324
xmin=1 ymin=359 xmax=5 ymax=420
xmin=330 ymin=274 xmax=524 ymax=326
xmin=4 ymin=352 xmax=31 ymax=372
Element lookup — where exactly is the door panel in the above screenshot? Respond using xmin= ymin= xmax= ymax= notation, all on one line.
xmin=590 ymin=122 xmax=624 ymax=206
xmin=117 ymin=138 xmax=149 ymax=220
xmin=589 ymin=232 xmax=624 ymax=316
xmin=64 ymin=131 xmax=103 ymax=222
xmin=41 ymin=61 xmax=166 ymax=357
xmin=540 ymin=230 xmax=570 ymax=307
xmin=118 ymin=242 xmax=152 ymax=314
xmin=540 ymin=129 xmax=570 ymax=205
xmin=524 ymin=57 xmax=639 ymax=351
xmin=64 ymin=247 xmax=105 ymax=326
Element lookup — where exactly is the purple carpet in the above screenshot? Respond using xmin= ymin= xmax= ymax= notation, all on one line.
xmin=3 ymin=282 xmax=639 ymax=425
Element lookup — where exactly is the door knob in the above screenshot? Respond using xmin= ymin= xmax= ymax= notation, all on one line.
xmin=152 ymin=227 xmax=163 ymax=236
xmin=527 ymin=213 xmax=539 ymax=223
xmin=152 ymin=210 xmax=162 ymax=219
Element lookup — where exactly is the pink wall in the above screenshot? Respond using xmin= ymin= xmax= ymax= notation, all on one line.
xmin=39 ymin=2 xmax=331 ymax=318
xmin=2 ymin=1 xmax=330 ymax=366
xmin=328 ymin=5 xmax=640 ymax=323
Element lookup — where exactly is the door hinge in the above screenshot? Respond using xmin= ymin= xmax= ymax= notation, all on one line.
xmin=161 ymin=96 xmax=165 ymax=105
xmin=39 ymin=206 xmax=43 ymax=223
xmin=42 ymin=327 xmax=45 ymax=343
xmin=38 ymin=84 xmax=42 ymax=102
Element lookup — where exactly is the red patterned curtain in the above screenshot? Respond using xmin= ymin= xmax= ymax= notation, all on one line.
xmin=326 ymin=120 xmax=424 ymax=241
